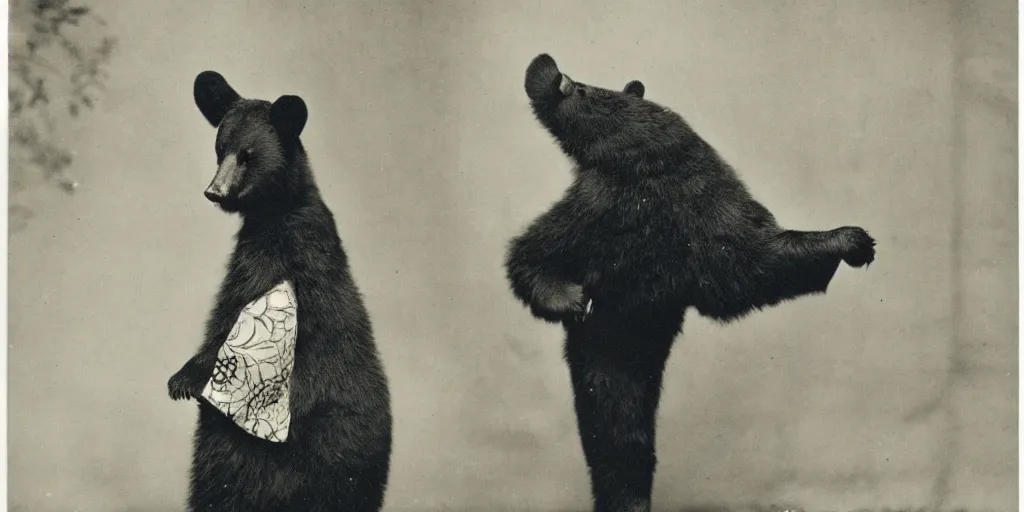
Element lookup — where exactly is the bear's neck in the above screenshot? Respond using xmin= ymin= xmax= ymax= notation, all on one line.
xmin=240 ymin=152 xmax=321 ymax=220
xmin=570 ymin=134 xmax=709 ymax=182
xmin=237 ymin=187 xmax=326 ymax=242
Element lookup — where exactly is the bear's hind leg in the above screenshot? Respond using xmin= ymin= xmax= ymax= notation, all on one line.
xmin=565 ymin=327 xmax=672 ymax=512
xmin=754 ymin=227 xmax=875 ymax=305
xmin=771 ymin=227 xmax=876 ymax=269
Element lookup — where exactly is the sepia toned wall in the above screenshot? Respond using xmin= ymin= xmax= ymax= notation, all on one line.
xmin=7 ymin=1 xmax=1016 ymax=511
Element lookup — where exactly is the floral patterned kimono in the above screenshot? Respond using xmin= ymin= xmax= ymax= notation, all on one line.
xmin=200 ymin=282 xmax=297 ymax=442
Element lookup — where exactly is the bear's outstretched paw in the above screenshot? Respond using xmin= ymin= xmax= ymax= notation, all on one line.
xmin=837 ymin=226 xmax=876 ymax=268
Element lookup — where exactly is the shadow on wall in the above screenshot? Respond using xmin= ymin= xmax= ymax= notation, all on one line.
xmin=6 ymin=1 xmax=1017 ymax=511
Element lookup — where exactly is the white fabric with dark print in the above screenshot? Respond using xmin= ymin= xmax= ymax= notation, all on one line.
xmin=201 ymin=281 xmax=297 ymax=442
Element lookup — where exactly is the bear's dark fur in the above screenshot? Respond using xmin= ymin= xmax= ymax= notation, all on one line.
xmin=505 ymin=54 xmax=875 ymax=512
xmin=168 ymin=71 xmax=392 ymax=512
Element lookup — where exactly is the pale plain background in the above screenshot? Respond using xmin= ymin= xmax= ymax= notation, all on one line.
xmin=7 ymin=1 xmax=1017 ymax=511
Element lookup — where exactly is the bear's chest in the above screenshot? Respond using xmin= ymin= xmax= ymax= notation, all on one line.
xmin=576 ymin=195 xmax=691 ymax=289
xmin=584 ymin=194 xmax=687 ymax=251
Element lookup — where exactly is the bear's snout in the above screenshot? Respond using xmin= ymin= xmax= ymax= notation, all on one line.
xmin=205 ymin=153 xmax=241 ymax=205
xmin=525 ymin=53 xmax=564 ymax=101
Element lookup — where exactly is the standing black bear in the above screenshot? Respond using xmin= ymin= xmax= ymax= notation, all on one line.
xmin=505 ymin=54 xmax=876 ymax=512
xmin=167 ymin=71 xmax=392 ymax=512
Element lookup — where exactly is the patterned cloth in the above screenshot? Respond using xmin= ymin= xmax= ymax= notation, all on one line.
xmin=200 ymin=281 xmax=297 ymax=442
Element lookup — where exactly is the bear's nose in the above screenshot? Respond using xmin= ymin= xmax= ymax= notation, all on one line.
xmin=204 ymin=188 xmax=224 ymax=203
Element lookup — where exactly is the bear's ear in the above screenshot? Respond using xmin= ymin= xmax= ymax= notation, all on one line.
xmin=270 ymin=95 xmax=308 ymax=140
xmin=623 ymin=80 xmax=645 ymax=99
xmin=194 ymin=71 xmax=241 ymax=127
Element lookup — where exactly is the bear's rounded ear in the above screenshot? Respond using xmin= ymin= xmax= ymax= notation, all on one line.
xmin=270 ymin=95 xmax=308 ymax=140
xmin=194 ymin=71 xmax=241 ymax=127
xmin=623 ymin=80 xmax=645 ymax=98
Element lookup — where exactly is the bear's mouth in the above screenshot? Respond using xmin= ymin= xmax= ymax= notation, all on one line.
xmin=525 ymin=53 xmax=566 ymax=102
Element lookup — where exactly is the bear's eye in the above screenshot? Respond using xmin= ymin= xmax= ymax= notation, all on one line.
xmin=237 ymin=149 xmax=251 ymax=166
xmin=576 ymin=88 xmax=587 ymax=97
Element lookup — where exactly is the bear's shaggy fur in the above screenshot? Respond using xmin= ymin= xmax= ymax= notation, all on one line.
xmin=168 ymin=71 xmax=392 ymax=512
xmin=505 ymin=54 xmax=875 ymax=512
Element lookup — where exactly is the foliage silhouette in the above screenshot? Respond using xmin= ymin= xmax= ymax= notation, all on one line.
xmin=9 ymin=0 xmax=116 ymax=231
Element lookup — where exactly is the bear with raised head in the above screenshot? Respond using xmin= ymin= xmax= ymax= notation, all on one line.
xmin=167 ymin=71 xmax=392 ymax=512
xmin=505 ymin=54 xmax=875 ymax=512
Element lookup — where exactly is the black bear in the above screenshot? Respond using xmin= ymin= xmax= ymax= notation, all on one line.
xmin=167 ymin=71 xmax=392 ymax=512
xmin=505 ymin=54 xmax=875 ymax=512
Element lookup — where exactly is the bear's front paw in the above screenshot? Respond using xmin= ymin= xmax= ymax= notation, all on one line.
xmin=535 ymin=282 xmax=587 ymax=317
xmin=837 ymin=226 xmax=876 ymax=268
xmin=543 ymin=282 xmax=586 ymax=314
xmin=167 ymin=360 xmax=206 ymax=401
